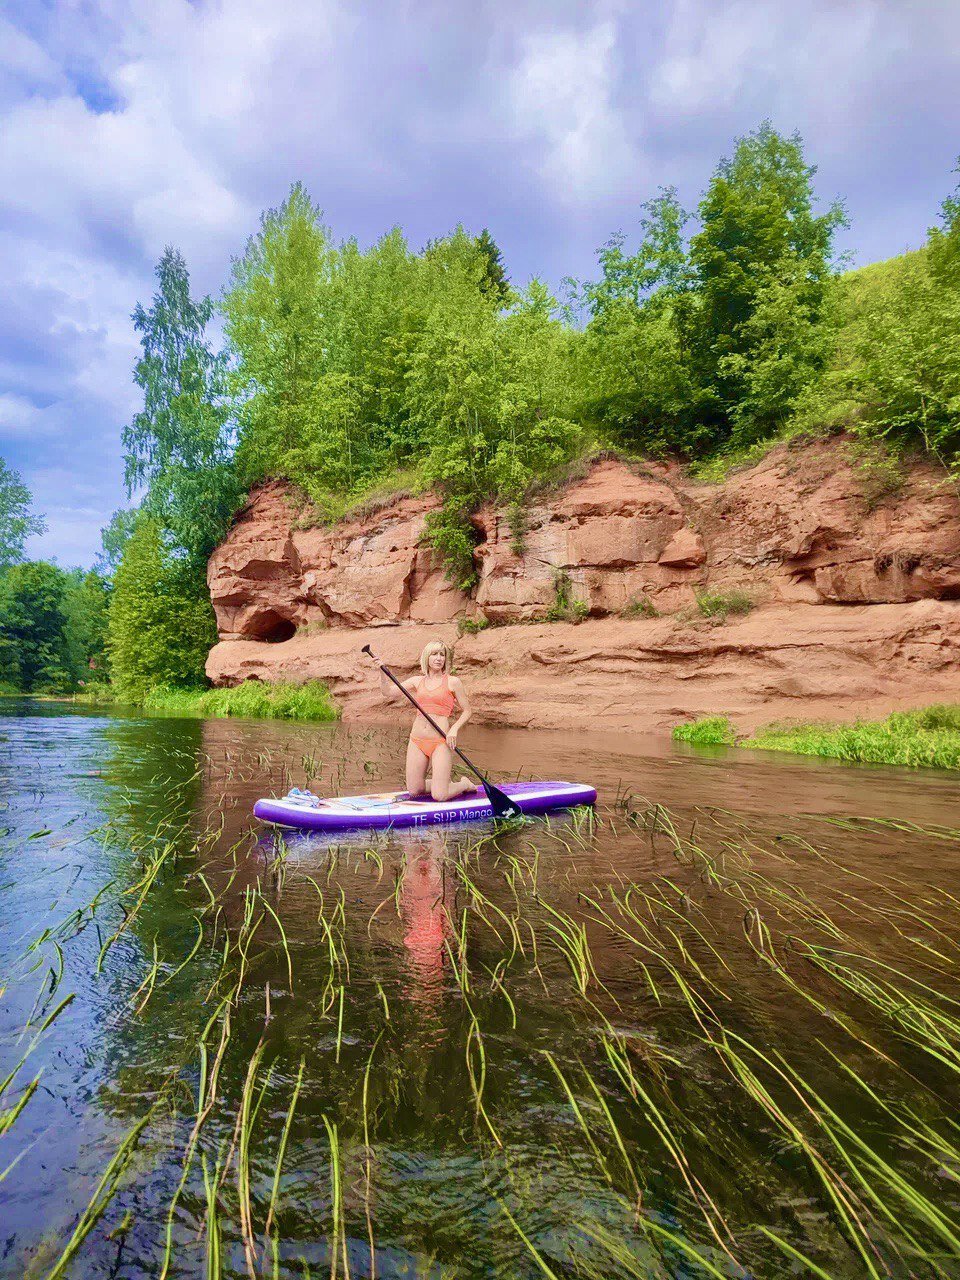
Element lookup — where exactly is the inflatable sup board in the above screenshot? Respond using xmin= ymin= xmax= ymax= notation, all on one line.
xmin=254 ymin=781 xmax=596 ymax=833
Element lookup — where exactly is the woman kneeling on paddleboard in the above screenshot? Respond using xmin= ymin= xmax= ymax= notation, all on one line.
xmin=371 ymin=640 xmax=477 ymax=803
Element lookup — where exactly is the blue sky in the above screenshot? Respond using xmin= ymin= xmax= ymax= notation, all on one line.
xmin=2 ymin=0 xmax=959 ymax=567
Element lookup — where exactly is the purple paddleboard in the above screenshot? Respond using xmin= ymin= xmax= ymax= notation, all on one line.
xmin=254 ymin=780 xmax=597 ymax=832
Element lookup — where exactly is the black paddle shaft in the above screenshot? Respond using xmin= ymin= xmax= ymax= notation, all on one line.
xmin=361 ymin=644 xmax=521 ymax=819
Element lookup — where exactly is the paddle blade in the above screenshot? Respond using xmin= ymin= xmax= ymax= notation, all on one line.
xmin=482 ymin=780 xmax=523 ymax=821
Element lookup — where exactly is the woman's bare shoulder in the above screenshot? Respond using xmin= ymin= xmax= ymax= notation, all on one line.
xmin=449 ymin=674 xmax=466 ymax=690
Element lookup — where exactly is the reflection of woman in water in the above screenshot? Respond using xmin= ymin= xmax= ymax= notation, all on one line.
xmin=369 ymin=640 xmax=476 ymax=802
xmin=399 ymin=835 xmax=453 ymax=1009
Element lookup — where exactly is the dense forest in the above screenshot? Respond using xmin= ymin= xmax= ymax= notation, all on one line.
xmin=2 ymin=123 xmax=958 ymax=702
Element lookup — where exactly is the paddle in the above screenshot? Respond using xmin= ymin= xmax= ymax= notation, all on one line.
xmin=362 ymin=644 xmax=522 ymax=820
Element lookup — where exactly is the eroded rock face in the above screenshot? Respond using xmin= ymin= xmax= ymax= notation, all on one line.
xmin=207 ymin=485 xmax=469 ymax=640
xmin=205 ymin=602 xmax=960 ymax=733
xmin=208 ymin=437 xmax=960 ymax=642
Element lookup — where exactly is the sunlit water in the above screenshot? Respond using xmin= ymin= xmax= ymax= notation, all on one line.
xmin=1 ymin=699 xmax=959 ymax=1278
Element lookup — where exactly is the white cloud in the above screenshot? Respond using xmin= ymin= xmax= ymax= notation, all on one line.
xmin=0 ymin=392 xmax=44 ymax=437
xmin=648 ymin=1 xmax=919 ymax=139
xmin=507 ymin=19 xmax=641 ymax=201
xmin=0 ymin=14 xmax=64 ymax=104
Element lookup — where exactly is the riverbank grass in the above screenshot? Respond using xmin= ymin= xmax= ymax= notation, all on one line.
xmin=69 ymin=679 xmax=339 ymax=721
xmin=746 ymin=705 xmax=960 ymax=770
xmin=674 ymin=705 xmax=960 ymax=770
xmin=672 ymin=715 xmax=736 ymax=746
xmin=144 ymin=680 xmax=339 ymax=721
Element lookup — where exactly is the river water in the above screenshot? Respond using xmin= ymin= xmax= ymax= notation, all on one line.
xmin=1 ymin=699 xmax=958 ymax=1278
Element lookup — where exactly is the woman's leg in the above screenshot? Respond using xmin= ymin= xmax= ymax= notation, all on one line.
xmin=428 ymin=744 xmax=475 ymax=802
xmin=405 ymin=739 xmax=430 ymax=797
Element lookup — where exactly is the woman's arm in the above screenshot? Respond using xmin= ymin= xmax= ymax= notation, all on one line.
xmin=446 ymin=677 xmax=472 ymax=749
xmin=372 ymin=658 xmax=419 ymax=703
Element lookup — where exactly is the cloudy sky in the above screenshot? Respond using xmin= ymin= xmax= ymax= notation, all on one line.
xmin=2 ymin=0 xmax=959 ymax=567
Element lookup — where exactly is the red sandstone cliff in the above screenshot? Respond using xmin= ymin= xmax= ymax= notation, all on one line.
xmin=206 ymin=437 xmax=960 ymax=733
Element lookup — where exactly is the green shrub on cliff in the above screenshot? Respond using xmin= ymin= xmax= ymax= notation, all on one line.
xmin=224 ymin=188 xmax=521 ymax=505
xmin=573 ymin=127 xmax=846 ymax=456
xmin=411 ymin=280 xmax=582 ymax=574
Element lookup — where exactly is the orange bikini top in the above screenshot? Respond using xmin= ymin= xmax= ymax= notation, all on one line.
xmin=416 ymin=674 xmax=456 ymax=717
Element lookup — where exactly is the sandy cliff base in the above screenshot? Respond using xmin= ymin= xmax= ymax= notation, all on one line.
xmin=206 ymin=600 xmax=960 ymax=734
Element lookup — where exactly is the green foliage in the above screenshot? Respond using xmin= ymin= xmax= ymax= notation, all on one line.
xmin=142 ymin=679 xmax=339 ymax=721
xmin=0 ymin=561 xmax=73 ymax=692
xmin=621 ymin=593 xmax=659 ymax=619
xmin=225 ymin=184 xmax=336 ymax=487
xmin=928 ymin=158 xmax=960 ymax=289
xmin=0 ymin=557 xmax=110 ymax=694
xmin=575 ymin=190 xmax=701 ymax=454
xmin=574 ymin=130 xmax=846 ymax=454
xmin=796 ymin=163 xmax=960 ymax=466
xmin=850 ymin=247 xmax=960 ymax=464
xmin=108 ymin=518 xmax=216 ymax=701
xmin=63 ymin=569 xmax=111 ymax=681
xmin=224 ymin=191 xmax=581 ymax=579
xmin=694 ymin=588 xmax=755 ymax=621
xmin=896 ymin=703 xmax=960 ymax=731
xmin=457 ymin=615 xmax=489 ymax=636
xmin=0 ymin=456 xmax=45 ymax=570
xmin=850 ymin=439 xmax=907 ymax=509
xmin=410 ymin=280 xmax=581 ymax=504
xmin=745 ymin=706 xmax=960 ymax=770
xmin=506 ymin=501 xmax=528 ymax=556
xmin=125 ymin=248 xmax=241 ymax=569
xmin=475 ymin=228 xmax=510 ymax=306
xmin=96 ymin=508 xmax=139 ymax=576
xmin=718 ymin=260 xmax=839 ymax=443
xmin=672 ymin=716 xmax=736 ymax=746
xmin=576 ymin=301 xmax=700 ymax=455
xmin=580 ymin=188 xmax=692 ymax=317
xmin=423 ymin=498 xmax=480 ymax=590
xmin=686 ymin=122 xmax=846 ymax=443
xmin=225 ymin=188 xmax=503 ymax=508
xmin=410 ymin=282 xmax=582 ymax=579
xmin=544 ymin=570 xmax=589 ymax=622
xmin=69 ymin=681 xmax=115 ymax=705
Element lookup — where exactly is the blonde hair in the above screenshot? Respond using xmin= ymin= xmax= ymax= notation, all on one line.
xmin=419 ymin=640 xmax=453 ymax=676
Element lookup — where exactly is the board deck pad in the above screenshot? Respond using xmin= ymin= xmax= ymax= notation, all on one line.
xmin=253 ymin=780 xmax=597 ymax=832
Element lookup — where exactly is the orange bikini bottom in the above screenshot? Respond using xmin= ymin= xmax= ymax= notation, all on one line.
xmin=410 ymin=735 xmax=446 ymax=759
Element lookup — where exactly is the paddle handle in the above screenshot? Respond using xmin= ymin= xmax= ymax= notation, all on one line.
xmin=362 ymin=644 xmax=484 ymax=785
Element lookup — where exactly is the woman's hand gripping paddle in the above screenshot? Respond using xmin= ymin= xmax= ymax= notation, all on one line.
xmin=362 ymin=644 xmax=522 ymax=820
